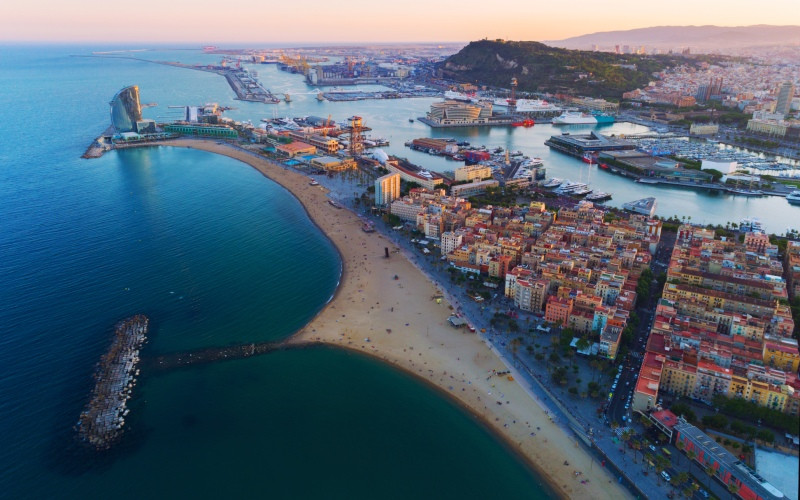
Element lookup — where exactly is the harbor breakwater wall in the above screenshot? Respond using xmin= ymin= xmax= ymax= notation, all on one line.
xmin=76 ymin=315 xmax=148 ymax=450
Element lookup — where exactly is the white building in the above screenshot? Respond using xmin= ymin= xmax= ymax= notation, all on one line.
xmin=390 ymin=200 xmax=424 ymax=221
xmin=701 ymin=159 xmax=738 ymax=174
xmin=440 ymin=231 xmax=463 ymax=256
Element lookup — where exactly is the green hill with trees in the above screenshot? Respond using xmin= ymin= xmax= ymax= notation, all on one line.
xmin=439 ymin=39 xmax=689 ymax=98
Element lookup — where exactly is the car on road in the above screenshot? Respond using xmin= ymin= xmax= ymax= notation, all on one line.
xmin=661 ymin=471 xmax=671 ymax=482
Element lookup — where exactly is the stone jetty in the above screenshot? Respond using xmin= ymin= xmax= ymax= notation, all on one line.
xmin=76 ymin=315 xmax=148 ymax=450
xmin=147 ymin=340 xmax=283 ymax=373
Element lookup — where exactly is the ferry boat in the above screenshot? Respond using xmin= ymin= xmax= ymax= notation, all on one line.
xmin=582 ymin=153 xmax=597 ymax=164
xmin=553 ymin=111 xmax=597 ymax=125
xmin=512 ymin=119 xmax=535 ymax=127
xmin=543 ymin=178 xmax=563 ymax=188
xmin=787 ymin=190 xmax=800 ymax=205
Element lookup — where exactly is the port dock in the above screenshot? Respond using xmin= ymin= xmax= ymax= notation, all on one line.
xmin=76 ymin=315 xmax=149 ymax=450
xmin=417 ymin=116 xmax=515 ymax=128
xmin=80 ymin=55 xmax=281 ymax=104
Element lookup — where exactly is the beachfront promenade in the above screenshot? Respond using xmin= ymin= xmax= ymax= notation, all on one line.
xmin=126 ymin=138 xmax=629 ymax=499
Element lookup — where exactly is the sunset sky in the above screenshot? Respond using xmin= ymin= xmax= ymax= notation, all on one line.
xmin=2 ymin=0 xmax=798 ymax=43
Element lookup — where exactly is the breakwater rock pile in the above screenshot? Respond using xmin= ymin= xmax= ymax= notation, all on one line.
xmin=76 ymin=315 xmax=149 ymax=450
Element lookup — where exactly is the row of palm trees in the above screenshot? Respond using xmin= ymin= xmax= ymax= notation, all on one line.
xmin=676 ymin=439 xmax=742 ymax=499
xmin=619 ymin=416 xmax=742 ymax=499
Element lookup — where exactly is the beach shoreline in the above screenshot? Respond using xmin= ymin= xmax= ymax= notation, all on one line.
xmin=118 ymin=138 xmax=630 ymax=499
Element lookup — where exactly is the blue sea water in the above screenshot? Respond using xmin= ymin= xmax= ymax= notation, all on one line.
xmin=0 ymin=46 xmax=551 ymax=498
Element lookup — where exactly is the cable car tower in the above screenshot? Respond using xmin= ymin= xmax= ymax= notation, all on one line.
xmin=348 ymin=116 xmax=364 ymax=156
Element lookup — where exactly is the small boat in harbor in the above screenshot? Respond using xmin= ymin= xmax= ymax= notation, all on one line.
xmin=787 ymin=190 xmax=800 ymax=205
xmin=543 ymin=178 xmax=563 ymax=188
xmin=727 ymin=188 xmax=763 ymax=197
xmin=586 ymin=191 xmax=612 ymax=201
xmin=409 ymin=118 xmax=414 ymax=123
xmin=556 ymin=181 xmax=588 ymax=193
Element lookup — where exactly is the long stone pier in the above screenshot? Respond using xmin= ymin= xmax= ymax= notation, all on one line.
xmin=146 ymin=340 xmax=285 ymax=373
xmin=76 ymin=315 xmax=148 ymax=450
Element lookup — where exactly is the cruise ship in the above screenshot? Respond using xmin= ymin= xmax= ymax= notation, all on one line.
xmin=494 ymin=98 xmax=563 ymax=113
xmin=787 ymin=190 xmax=800 ymax=205
xmin=552 ymin=111 xmax=597 ymax=125
xmin=444 ymin=90 xmax=475 ymax=102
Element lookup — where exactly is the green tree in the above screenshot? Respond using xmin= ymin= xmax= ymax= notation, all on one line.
xmin=640 ymin=414 xmax=653 ymax=433
xmin=675 ymin=471 xmax=690 ymax=489
xmin=576 ymin=335 xmax=590 ymax=351
xmin=655 ymin=455 xmax=670 ymax=484
xmin=632 ymin=439 xmax=643 ymax=464
xmin=621 ymin=429 xmax=633 ymax=452
xmin=756 ymin=429 xmax=775 ymax=443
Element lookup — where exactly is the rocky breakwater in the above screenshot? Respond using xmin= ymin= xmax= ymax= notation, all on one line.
xmin=76 ymin=315 xmax=149 ymax=450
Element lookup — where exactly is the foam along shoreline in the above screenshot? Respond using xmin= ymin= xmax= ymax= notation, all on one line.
xmin=121 ymin=138 xmax=630 ymax=499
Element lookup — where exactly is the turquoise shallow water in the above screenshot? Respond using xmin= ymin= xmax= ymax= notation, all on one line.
xmin=0 ymin=45 xmax=551 ymax=498
xmin=25 ymin=347 xmax=548 ymax=499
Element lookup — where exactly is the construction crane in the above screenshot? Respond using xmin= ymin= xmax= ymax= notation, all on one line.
xmin=278 ymin=52 xmax=310 ymax=74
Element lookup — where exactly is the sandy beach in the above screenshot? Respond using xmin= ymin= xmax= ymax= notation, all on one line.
xmin=153 ymin=138 xmax=631 ymax=499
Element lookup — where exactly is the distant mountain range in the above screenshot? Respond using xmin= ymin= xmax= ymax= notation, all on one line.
xmin=546 ymin=25 xmax=800 ymax=51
